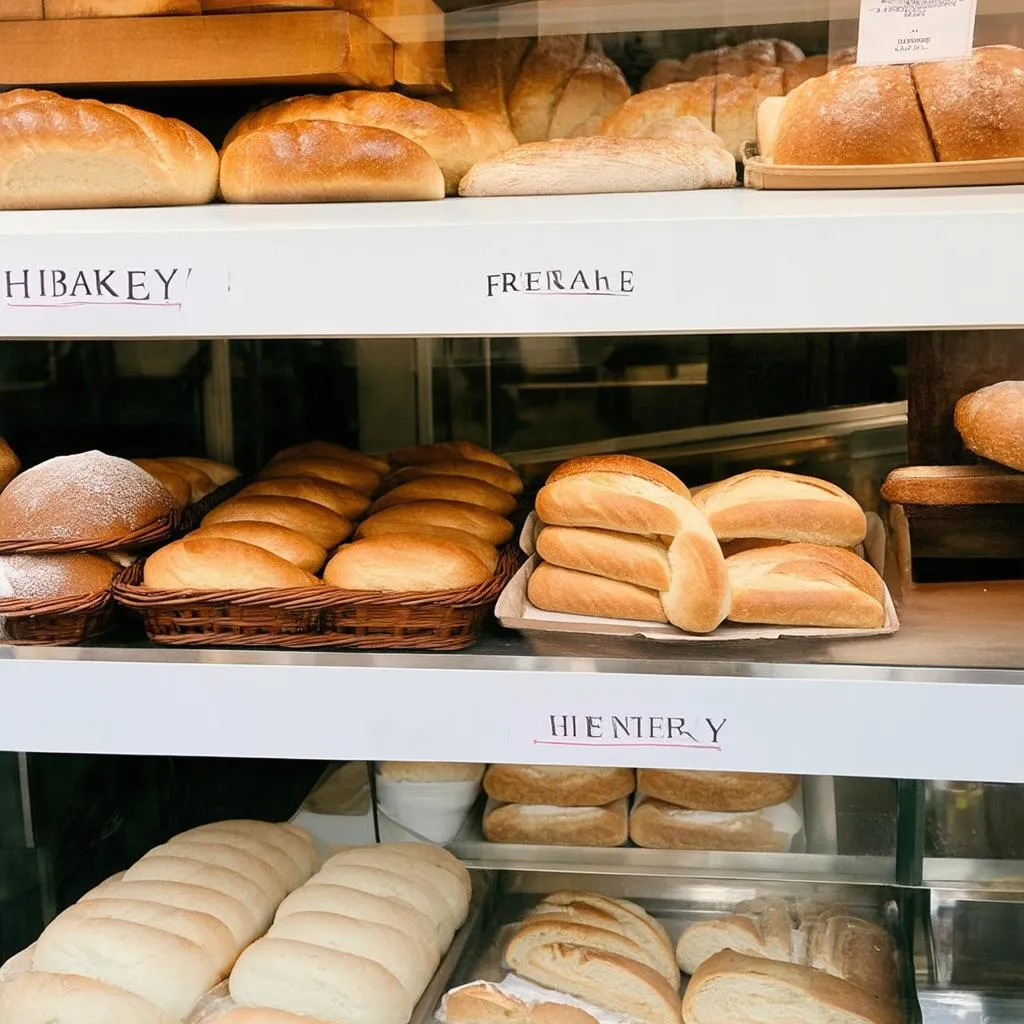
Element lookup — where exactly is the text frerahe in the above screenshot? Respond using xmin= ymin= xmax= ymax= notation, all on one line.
xmin=486 ymin=269 xmax=635 ymax=298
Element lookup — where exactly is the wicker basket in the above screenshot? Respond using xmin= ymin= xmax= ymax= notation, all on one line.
xmin=176 ymin=476 xmax=249 ymax=533
xmin=0 ymin=515 xmax=173 ymax=555
xmin=0 ymin=588 xmax=118 ymax=645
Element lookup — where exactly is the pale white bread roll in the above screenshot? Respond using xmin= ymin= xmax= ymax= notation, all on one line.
xmin=955 ymin=380 xmax=1024 ymax=472
xmin=389 ymin=442 xmax=514 ymax=473
xmin=31 ymin=913 xmax=220 ymax=1019
xmin=79 ymin=871 xmax=126 ymax=899
xmin=637 ymin=769 xmax=799 ymax=812
xmin=756 ymin=96 xmax=787 ymax=159
xmin=371 ymin=842 xmax=472 ymax=901
xmin=805 ymin=914 xmax=898 ymax=1003
xmin=152 ymin=458 xmax=216 ymax=503
xmin=270 ymin=443 xmax=390 ymax=477
xmin=274 ymin=884 xmax=441 ymax=963
xmin=383 ymin=459 xmax=523 ymax=495
xmin=483 ymin=764 xmax=635 ymax=807
xmin=167 ymin=827 xmax=311 ymax=890
xmin=527 ymin=563 xmax=668 ymax=623
xmin=240 ymin=479 xmax=371 ymax=521
xmin=189 ymin=523 xmax=327 ymax=575
xmin=0 ymin=90 xmax=218 ymax=210
xmin=355 ymin=520 xmax=498 ymax=573
xmin=0 ymin=437 xmax=19 ymax=493
xmin=133 ymin=459 xmax=191 ymax=509
xmin=680 ymin=949 xmax=902 ymax=1024
xmin=535 ymin=455 xmax=692 ymax=539
xmin=659 ymin=504 xmax=730 ymax=634
xmin=713 ymin=68 xmax=785 ymax=159
xmin=533 ymin=892 xmax=677 ymax=989
xmin=550 ymin=49 xmax=630 ymax=139
xmin=229 ymin=937 xmax=414 ymax=1024
xmin=536 ymin=526 xmax=670 ymax=590
xmin=79 ymin=878 xmax=258 ymax=948
xmin=509 ymin=35 xmax=586 ymax=142
xmin=511 ymin=942 xmax=680 ymax=1024
xmin=220 ymin=120 xmax=444 ymax=203
xmin=163 ymin=457 xmax=240 ymax=487
xmin=183 ymin=820 xmax=320 ymax=879
xmin=322 ymin=848 xmax=468 ymax=926
xmin=142 ymin=840 xmax=289 ymax=903
xmin=203 ymin=497 xmax=352 ymax=550
xmin=268 ymin=911 xmax=434 ymax=996
xmin=49 ymin=898 xmax=237 ymax=976
xmin=693 ymin=470 xmax=867 ymax=547
xmin=460 ymin=136 xmax=720 ymax=196
xmin=725 ymin=543 xmax=884 ymax=629
xmin=482 ymin=799 xmax=628 ymax=848
xmin=143 ymin=537 xmax=321 ymax=592
xmin=370 ymin=476 xmax=516 ymax=516
xmin=323 ymin=534 xmax=491 ymax=593
xmin=358 ymin=502 xmax=513 ymax=546
xmin=260 ymin=457 xmax=380 ymax=497
xmin=310 ymin=863 xmax=455 ymax=948
xmin=122 ymin=856 xmax=278 ymax=931
xmin=0 ymin=972 xmax=178 ymax=1024
xmin=599 ymin=79 xmax=714 ymax=136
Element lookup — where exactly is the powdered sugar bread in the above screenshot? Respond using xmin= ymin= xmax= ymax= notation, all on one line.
xmin=0 ymin=552 xmax=117 ymax=600
xmin=0 ymin=451 xmax=175 ymax=545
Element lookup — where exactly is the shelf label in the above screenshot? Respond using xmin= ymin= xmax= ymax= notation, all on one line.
xmin=1 ymin=265 xmax=195 ymax=311
xmin=534 ymin=714 xmax=727 ymax=752
xmin=485 ymin=269 xmax=636 ymax=299
xmin=857 ymin=0 xmax=978 ymax=65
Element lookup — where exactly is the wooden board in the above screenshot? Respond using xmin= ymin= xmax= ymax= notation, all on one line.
xmin=744 ymin=153 xmax=1024 ymax=190
xmin=0 ymin=10 xmax=394 ymax=87
xmin=0 ymin=0 xmax=42 ymax=19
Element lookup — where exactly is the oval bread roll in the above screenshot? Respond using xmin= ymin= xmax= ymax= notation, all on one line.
xmin=0 ymin=972 xmax=179 ymax=1024
xmin=383 ymin=460 xmax=522 ymax=495
xmin=203 ymin=497 xmax=352 ymax=550
xmin=141 ymin=840 xmax=289 ymax=902
xmin=372 ymin=842 xmax=472 ymax=901
xmin=359 ymin=502 xmax=513 ymax=545
xmin=239 ymin=478 xmax=372 ymax=520
xmin=260 ymin=457 xmax=380 ymax=497
xmin=270 ymin=443 xmax=390 ymax=476
xmin=190 ymin=522 xmax=327 ymax=574
xmin=275 ymin=883 xmax=441 ymax=963
xmin=133 ymin=458 xmax=191 ymax=509
xmin=184 ymin=820 xmax=320 ymax=879
xmin=269 ymin=910 xmax=434 ymax=996
xmin=163 ymin=456 xmax=240 ymax=487
xmin=324 ymin=535 xmax=492 ymax=592
xmin=391 ymin=441 xmax=514 ymax=472
xmin=154 ymin=458 xmax=216 ymax=502
xmin=167 ymin=827 xmax=310 ymax=890
xmin=355 ymin=519 xmax=498 ymax=572
xmin=229 ymin=937 xmax=414 ymax=1024
xmin=143 ymin=537 xmax=321 ymax=591
xmin=536 ymin=525 xmax=670 ymax=590
xmin=528 ymin=562 xmax=668 ymax=623
xmin=370 ymin=476 xmax=516 ymax=515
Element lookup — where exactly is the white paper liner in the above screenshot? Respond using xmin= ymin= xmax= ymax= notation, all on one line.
xmin=498 ymin=512 xmax=898 ymax=642
xmin=376 ymin=775 xmax=482 ymax=845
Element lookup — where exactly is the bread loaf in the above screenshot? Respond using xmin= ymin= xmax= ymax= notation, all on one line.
xmin=535 ymin=526 xmax=670 ymax=589
xmin=637 ymin=770 xmax=799 ymax=811
xmin=356 ymin=520 xmax=498 ymax=572
xmin=203 ymin=497 xmax=352 ymax=550
xmin=184 ymin=820 xmax=319 ymax=879
xmin=383 ymin=459 xmax=522 ymax=495
xmin=881 ymin=464 xmax=1024 ymax=505
xmin=713 ymin=68 xmax=785 ymax=158
xmin=133 ymin=459 xmax=192 ymax=509
xmin=954 ymin=380 xmax=1024 ymax=472
xmin=141 ymin=839 xmax=289 ymax=903
xmin=0 ymin=552 xmax=117 ymax=600
xmin=389 ymin=441 xmax=514 ymax=473
xmin=693 ymin=470 xmax=866 ymax=546
xmin=483 ymin=764 xmax=635 ymax=806
xmin=0 ymin=89 xmax=218 ymax=210
xmin=240 ymin=478 xmax=371 ymax=520
xmin=163 ymin=456 xmax=239 ymax=487
xmin=630 ymin=797 xmax=803 ymax=852
xmin=204 ymin=1010 xmax=337 ymax=1024
xmin=0 ymin=451 xmax=174 ymax=545
xmin=509 ymin=35 xmax=586 ymax=142
xmin=371 ymin=475 xmax=515 ymax=515
xmin=0 ymin=437 xmax=18 ymax=492
xmin=549 ymin=49 xmax=630 ymax=139
xmin=154 ymin=458 xmax=215 ymax=502
xmin=260 ymin=456 xmax=380 ymax=496
xmin=270 ymin=442 xmax=389 ymax=476
xmin=641 ymin=39 xmax=804 ymax=90
xmin=599 ymin=79 xmax=714 ymax=136
xmin=805 ymin=914 xmax=898 ymax=1003
xmin=675 ymin=913 xmax=791 ymax=976
xmin=373 ymin=842 xmax=472 ymax=899
xmin=482 ymin=799 xmax=628 ymax=847
xmin=0 ymin=972 xmax=178 ymax=1024
xmin=660 ymin=504 xmax=730 ymax=634
xmin=443 ymin=984 xmax=600 ymax=1024
xmin=527 ymin=563 xmax=669 ymax=623
xmin=191 ymin=523 xmax=327 ymax=574
xmin=358 ymin=502 xmax=513 ymax=545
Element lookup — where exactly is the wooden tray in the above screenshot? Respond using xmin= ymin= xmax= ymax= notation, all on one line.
xmin=0 ymin=10 xmax=394 ymax=87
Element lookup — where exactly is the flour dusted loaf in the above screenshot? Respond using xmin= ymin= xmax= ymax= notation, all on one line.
xmin=636 ymin=769 xmax=799 ymax=811
xmin=955 ymin=380 xmax=1024 ymax=472
xmin=0 ymin=451 xmax=175 ymax=546
xmin=0 ymin=438 xmax=19 ymax=492
xmin=0 ymin=89 xmax=217 ymax=210
xmin=0 ymin=552 xmax=117 ymax=600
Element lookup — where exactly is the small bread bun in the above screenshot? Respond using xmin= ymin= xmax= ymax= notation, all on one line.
xmin=270 ymin=443 xmax=390 ymax=476
xmin=360 ymin=502 xmax=513 ymax=545
xmin=383 ymin=459 xmax=523 ymax=495
xmin=370 ymin=476 xmax=517 ymax=516
xmin=238 ymin=478 xmax=371 ymax=520
xmin=324 ymin=534 xmax=492 ymax=592
xmin=0 ymin=451 xmax=175 ymax=545
xmin=260 ymin=457 xmax=380 ymax=497
xmin=203 ymin=496 xmax=352 ymax=550
xmin=0 ymin=437 xmax=19 ymax=492
xmin=154 ymin=458 xmax=215 ymax=502
xmin=355 ymin=519 xmax=498 ymax=572
xmin=190 ymin=522 xmax=327 ymax=574
xmin=0 ymin=552 xmax=117 ymax=599
xmin=144 ymin=537 xmax=321 ymax=590
xmin=133 ymin=459 xmax=191 ymax=510
xmin=163 ymin=457 xmax=240 ymax=487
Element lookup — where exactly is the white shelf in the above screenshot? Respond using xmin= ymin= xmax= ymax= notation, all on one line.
xmin=2 ymin=188 xmax=1024 ymax=339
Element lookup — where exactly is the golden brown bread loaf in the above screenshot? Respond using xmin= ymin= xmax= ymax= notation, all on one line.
xmin=383 ymin=459 xmax=523 ymax=495
xmin=190 ymin=522 xmax=327 ymax=574
xmin=162 ymin=457 xmax=239 ymax=487
xmin=0 ymin=551 xmax=118 ymax=600
xmin=0 ymin=437 xmax=19 ymax=492
xmin=388 ymin=441 xmax=513 ymax=472
xmin=509 ymin=35 xmax=587 ymax=142
xmin=323 ymin=534 xmax=492 ymax=591
xmin=954 ymin=380 xmax=1024 ymax=472
xmin=0 ymin=89 xmax=218 ymax=210
xmin=636 ymin=769 xmax=799 ymax=811
xmin=370 ymin=475 xmax=516 ymax=515
xmin=446 ymin=39 xmax=520 ymax=130
xmin=0 ymin=451 xmax=175 ymax=546
xmin=483 ymin=800 xmax=629 ymax=847
xmin=203 ymin=496 xmax=352 ymax=550
xmin=660 ymin=504 xmax=730 ymax=634
xmin=239 ymin=478 xmax=371 ymax=520
xmin=630 ymin=797 xmax=803 ymax=852
xmin=602 ymin=79 xmax=715 ymax=135
xmin=443 ymin=983 xmax=600 ymax=1024
xmin=880 ymin=464 xmax=1024 ymax=505
xmin=151 ymin=458 xmax=215 ymax=503
xmin=549 ymin=50 xmax=630 ymax=139
xmin=358 ymin=501 xmax=513 ymax=546
xmin=144 ymin=537 xmax=321 ymax=590
xmin=270 ymin=442 xmax=390 ymax=477
xmin=483 ymin=764 xmax=635 ymax=806
xmin=527 ymin=562 xmax=669 ymax=623
xmin=536 ymin=525 xmax=671 ymax=590
xmin=355 ymin=519 xmax=498 ymax=572
xmin=260 ymin=456 xmax=380 ymax=496
xmin=131 ymin=461 xmax=192 ymax=510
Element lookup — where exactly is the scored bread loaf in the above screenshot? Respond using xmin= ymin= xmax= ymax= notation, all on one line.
xmin=805 ymin=914 xmax=898 ymax=1003
xmin=382 ymin=459 xmax=523 ymax=495
xmin=358 ymin=501 xmax=513 ymax=545
xmin=482 ymin=799 xmax=629 ymax=847
xmin=190 ymin=523 xmax=327 ymax=574
xmin=270 ymin=442 xmax=389 ymax=476
xmin=549 ymin=49 xmax=630 ymax=139
xmin=442 ymin=983 xmax=600 ymax=1024
xmin=356 ymin=519 xmax=498 ymax=572
xmin=509 ymin=35 xmax=586 ymax=142
xmin=0 ymin=437 xmax=19 ymax=492
xmin=637 ymin=769 xmax=799 ymax=811
xmin=260 ymin=456 xmax=380 ymax=496
xmin=370 ymin=475 xmax=516 ymax=515
xmin=0 ymin=89 xmax=218 ymax=210
xmin=143 ymin=537 xmax=321 ymax=591
xmin=536 ymin=526 xmax=671 ymax=590
xmin=203 ymin=496 xmax=352 ymax=549
xmin=483 ymin=764 xmax=636 ymax=806
xmin=527 ymin=563 xmax=668 ymax=623
xmin=239 ymin=478 xmax=371 ymax=520
xmin=0 ymin=972 xmax=179 ymax=1024
xmin=629 ymin=797 xmax=803 ymax=852
xmin=954 ymin=380 xmax=1024 ymax=472
xmin=0 ymin=552 xmax=117 ymax=600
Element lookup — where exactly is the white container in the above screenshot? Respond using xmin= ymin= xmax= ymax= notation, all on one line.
xmin=376 ymin=776 xmax=482 ymax=845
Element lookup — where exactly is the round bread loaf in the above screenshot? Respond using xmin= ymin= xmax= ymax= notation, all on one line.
xmin=240 ymin=478 xmax=371 ymax=520
xmin=133 ymin=459 xmax=192 ymax=509
xmin=143 ymin=536 xmax=321 ymax=591
xmin=359 ymin=501 xmax=513 ymax=545
xmin=270 ymin=442 xmax=390 ymax=476
xmin=0 ymin=451 xmax=175 ymax=545
xmin=220 ymin=120 xmax=445 ymax=204
xmin=355 ymin=519 xmax=498 ymax=572
xmin=0 ymin=436 xmax=19 ymax=491
xmin=383 ymin=459 xmax=523 ymax=495
xmin=260 ymin=456 xmax=380 ymax=496
xmin=0 ymin=89 xmax=218 ymax=210
xmin=190 ymin=522 xmax=327 ymax=574
xmin=203 ymin=496 xmax=352 ymax=549
xmin=163 ymin=456 xmax=240 ymax=487
xmin=954 ymin=380 xmax=1024 ymax=471
xmin=370 ymin=475 xmax=517 ymax=515
xmin=0 ymin=551 xmax=117 ymax=600
xmin=0 ymin=972 xmax=179 ymax=1024
xmin=324 ymin=534 xmax=492 ymax=592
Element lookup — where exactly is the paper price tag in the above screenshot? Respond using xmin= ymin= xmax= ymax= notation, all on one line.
xmin=857 ymin=0 xmax=978 ymax=65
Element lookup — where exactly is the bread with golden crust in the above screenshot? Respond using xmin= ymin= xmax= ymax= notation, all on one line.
xmin=880 ymin=464 xmax=1024 ymax=505
xmin=389 ymin=441 xmax=514 ymax=472
xmin=355 ymin=519 xmax=498 ymax=571
xmin=270 ymin=442 xmax=389 ymax=476
xmin=359 ymin=501 xmax=513 ymax=545
xmin=599 ymin=79 xmax=715 ymax=136
xmin=0 ymin=551 xmax=117 ymax=600
xmin=527 ymin=562 xmax=669 ymax=623
xmin=483 ymin=764 xmax=635 ymax=806
xmin=44 ymin=0 xmax=199 ymax=14
xmin=190 ymin=522 xmax=327 ymax=574
xmin=383 ymin=458 xmax=523 ymax=495
xmin=0 ymin=437 xmax=19 ymax=492
xmin=144 ymin=536 xmax=320 ymax=590
xmin=509 ymin=35 xmax=586 ymax=142
xmin=536 ymin=525 xmax=671 ymax=590
xmin=549 ymin=50 xmax=630 ymax=139
xmin=203 ymin=496 xmax=352 ymax=549
xmin=641 ymin=39 xmax=805 ymax=91
xmin=954 ymin=380 xmax=1024 ymax=472
xmin=661 ymin=503 xmax=730 ymax=634
xmin=637 ymin=769 xmax=799 ymax=811
xmin=260 ymin=456 xmax=380 ymax=496
xmin=483 ymin=800 xmax=629 ymax=847
xmin=370 ymin=474 xmax=516 ymax=515
xmin=239 ymin=478 xmax=371 ymax=520
xmin=0 ymin=89 xmax=217 ymax=210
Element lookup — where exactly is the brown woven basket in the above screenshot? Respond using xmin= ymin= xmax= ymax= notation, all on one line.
xmin=0 ymin=588 xmax=118 ymax=645
xmin=0 ymin=515 xmax=173 ymax=555
xmin=176 ymin=476 xmax=249 ymax=533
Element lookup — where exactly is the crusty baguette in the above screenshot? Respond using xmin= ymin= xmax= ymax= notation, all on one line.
xmin=881 ymin=464 xmax=1024 ymax=505
xmin=483 ymin=764 xmax=636 ymax=806
xmin=527 ymin=562 xmax=668 ymax=623
xmin=536 ymin=525 xmax=671 ymax=590
xmin=954 ymin=380 xmax=1024 ymax=473
xmin=660 ymin=503 xmax=730 ymax=634
xmin=637 ymin=769 xmax=799 ymax=812
xmin=483 ymin=799 xmax=628 ymax=847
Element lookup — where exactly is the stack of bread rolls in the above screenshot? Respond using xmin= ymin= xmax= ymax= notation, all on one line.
xmin=0 ymin=819 xmax=318 ymax=1023
xmin=629 ymin=770 xmax=802 ymax=852
xmin=227 ymin=843 xmax=471 ymax=1023
xmin=481 ymin=765 xmax=635 ymax=846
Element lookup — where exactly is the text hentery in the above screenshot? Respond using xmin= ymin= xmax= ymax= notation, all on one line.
xmin=486 ymin=269 xmax=635 ymax=298
xmin=547 ymin=714 xmax=726 ymax=746
xmin=3 ymin=268 xmax=190 ymax=307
